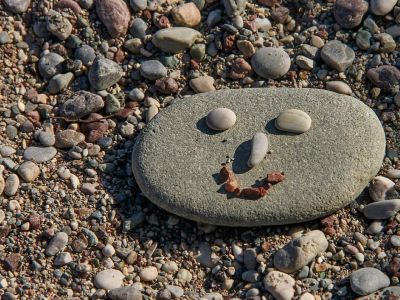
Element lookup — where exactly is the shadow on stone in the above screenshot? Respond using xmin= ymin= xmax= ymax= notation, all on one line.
xmin=232 ymin=140 xmax=251 ymax=174
xmin=265 ymin=118 xmax=297 ymax=136
xmin=196 ymin=117 xmax=220 ymax=136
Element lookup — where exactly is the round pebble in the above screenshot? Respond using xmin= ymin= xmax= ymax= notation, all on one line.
xmin=275 ymin=109 xmax=312 ymax=134
xmin=205 ymin=108 xmax=237 ymax=131
xmin=251 ymin=47 xmax=291 ymax=79
xmin=139 ymin=266 xmax=158 ymax=281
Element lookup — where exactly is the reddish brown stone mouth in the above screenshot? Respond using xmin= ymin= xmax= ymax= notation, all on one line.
xmin=219 ymin=165 xmax=285 ymax=200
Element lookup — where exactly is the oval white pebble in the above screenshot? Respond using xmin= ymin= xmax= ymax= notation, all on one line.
xmin=248 ymin=132 xmax=269 ymax=168
xmin=139 ymin=266 xmax=158 ymax=281
xmin=94 ymin=269 xmax=125 ymax=290
xmin=275 ymin=109 xmax=312 ymax=134
xmin=206 ymin=108 xmax=236 ymax=131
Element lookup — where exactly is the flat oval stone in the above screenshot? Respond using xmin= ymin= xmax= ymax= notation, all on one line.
xmin=152 ymin=27 xmax=202 ymax=53
xmin=131 ymin=88 xmax=385 ymax=226
xmin=248 ymin=132 xmax=268 ymax=168
xmin=350 ymin=267 xmax=390 ymax=296
xmin=275 ymin=109 xmax=311 ymax=134
xmin=206 ymin=108 xmax=236 ymax=131
xmin=363 ymin=199 xmax=400 ymax=219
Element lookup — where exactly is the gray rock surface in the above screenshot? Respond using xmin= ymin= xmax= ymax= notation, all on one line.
xmin=321 ymin=40 xmax=355 ymax=72
xmin=357 ymin=286 xmax=400 ymax=300
xmin=273 ymin=230 xmax=328 ymax=273
xmin=108 ymin=285 xmax=143 ymax=300
xmin=58 ymin=91 xmax=104 ymax=120
xmin=45 ymin=232 xmax=68 ymax=256
xmin=363 ymin=199 xmax=400 ymax=219
xmin=38 ymin=53 xmax=65 ymax=79
xmin=152 ymin=27 xmax=202 ymax=53
xmin=350 ymin=267 xmax=390 ymax=295
xmin=24 ymin=146 xmax=57 ymax=163
xmin=251 ymin=47 xmax=291 ymax=79
xmin=131 ymin=88 xmax=385 ymax=226
xmin=3 ymin=0 xmax=31 ymax=13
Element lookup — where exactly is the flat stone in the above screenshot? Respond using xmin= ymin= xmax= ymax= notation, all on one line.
xmin=45 ymin=232 xmax=68 ymax=256
xmin=55 ymin=130 xmax=85 ymax=149
xmin=326 ymin=81 xmax=352 ymax=95
xmin=334 ymin=0 xmax=368 ymax=29
xmin=94 ymin=269 xmax=125 ymax=290
xmin=350 ymin=267 xmax=390 ymax=296
xmin=4 ymin=174 xmax=19 ymax=197
xmin=24 ymin=146 xmax=57 ymax=163
xmin=152 ymin=27 xmax=202 ymax=53
xmin=251 ymin=47 xmax=290 ymax=79
xmin=321 ymin=40 xmax=355 ymax=72
xmin=190 ymin=76 xmax=215 ymax=93
xmin=273 ymin=230 xmax=328 ymax=273
xmin=131 ymin=88 xmax=385 ymax=226
xmin=46 ymin=9 xmax=72 ymax=40
xmin=363 ymin=199 xmax=400 ymax=219
xmin=88 ymin=57 xmax=123 ymax=91
xmin=17 ymin=161 xmax=40 ymax=182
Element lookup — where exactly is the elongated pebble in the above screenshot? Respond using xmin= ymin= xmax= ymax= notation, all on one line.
xmin=206 ymin=108 xmax=236 ymax=131
xmin=248 ymin=132 xmax=268 ymax=168
xmin=275 ymin=109 xmax=311 ymax=134
xmin=326 ymin=81 xmax=352 ymax=95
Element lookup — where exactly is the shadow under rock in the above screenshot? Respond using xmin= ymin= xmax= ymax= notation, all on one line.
xmin=232 ymin=139 xmax=252 ymax=174
xmin=196 ymin=116 xmax=221 ymax=136
xmin=265 ymin=118 xmax=298 ymax=136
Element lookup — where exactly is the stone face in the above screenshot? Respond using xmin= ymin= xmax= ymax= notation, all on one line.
xmin=367 ymin=65 xmax=400 ymax=94
xmin=334 ymin=0 xmax=368 ymax=29
xmin=350 ymin=267 xmax=390 ymax=295
xmin=3 ymin=0 xmax=31 ymax=13
xmin=206 ymin=108 xmax=237 ymax=131
xmin=248 ymin=132 xmax=268 ymax=168
xmin=88 ymin=57 xmax=123 ymax=91
xmin=251 ymin=47 xmax=290 ymax=79
xmin=275 ymin=109 xmax=312 ymax=134
xmin=263 ymin=271 xmax=295 ymax=300
xmin=172 ymin=3 xmax=201 ymax=27
xmin=321 ymin=40 xmax=355 ymax=72
xmin=370 ymin=0 xmax=397 ymax=15
xmin=96 ymin=0 xmax=131 ymax=38
xmin=131 ymin=88 xmax=385 ymax=226
xmin=273 ymin=230 xmax=328 ymax=273
xmin=58 ymin=91 xmax=104 ymax=120
xmin=94 ymin=269 xmax=125 ymax=290
xmin=152 ymin=27 xmax=202 ymax=53
xmin=363 ymin=199 xmax=400 ymax=219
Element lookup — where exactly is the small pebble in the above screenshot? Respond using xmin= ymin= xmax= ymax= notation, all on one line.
xmin=275 ymin=109 xmax=312 ymax=134
xmin=206 ymin=108 xmax=237 ymax=131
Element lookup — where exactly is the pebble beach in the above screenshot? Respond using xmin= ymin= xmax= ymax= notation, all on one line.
xmin=1 ymin=0 xmax=400 ymax=299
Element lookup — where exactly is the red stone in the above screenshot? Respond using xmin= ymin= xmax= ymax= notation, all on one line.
xmin=96 ymin=0 xmax=131 ymax=38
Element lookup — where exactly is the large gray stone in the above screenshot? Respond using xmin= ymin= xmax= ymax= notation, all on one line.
xmin=131 ymin=88 xmax=385 ymax=226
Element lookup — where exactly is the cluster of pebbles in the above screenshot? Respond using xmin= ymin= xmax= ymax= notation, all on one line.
xmin=0 ymin=0 xmax=400 ymax=299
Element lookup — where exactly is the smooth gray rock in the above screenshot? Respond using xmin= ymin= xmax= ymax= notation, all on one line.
xmin=251 ymin=47 xmax=291 ymax=79
xmin=248 ymin=132 xmax=268 ymax=168
xmin=130 ymin=18 xmax=147 ymax=39
xmin=17 ymin=161 xmax=40 ymax=182
xmin=108 ymin=285 xmax=143 ymax=300
xmin=45 ymin=232 xmax=68 ymax=256
xmin=139 ymin=60 xmax=167 ymax=80
xmin=363 ymin=199 xmax=400 ymax=219
xmin=321 ymin=40 xmax=355 ymax=72
xmin=152 ymin=27 xmax=202 ymax=53
xmin=4 ymin=174 xmax=19 ymax=197
xmin=350 ymin=267 xmax=390 ymax=296
xmin=131 ymin=88 xmax=385 ymax=226
xmin=24 ymin=146 xmax=57 ymax=163
xmin=48 ymin=72 xmax=74 ymax=94
xmin=275 ymin=109 xmax=312 ymax=133
xmin=88 ymin=57 xmax=123 ymax=90
xmin=74 ymin=45 xmax=96 ymax=65
xmin=94 ymin=269 xmax=124 ymax=290
xmin=273 ymin=230 xmax=328 ymax=273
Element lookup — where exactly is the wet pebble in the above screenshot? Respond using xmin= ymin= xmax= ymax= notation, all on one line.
xmin=206 ymin=108 xmax=236 ymax=131
xmin=275 ymin=109 xmax=312 ymax=134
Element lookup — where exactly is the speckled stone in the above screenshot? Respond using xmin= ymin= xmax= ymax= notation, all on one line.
xmin=131 ymin=88 xmax=385 ymax=226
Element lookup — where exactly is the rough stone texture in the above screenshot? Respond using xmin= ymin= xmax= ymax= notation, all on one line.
xmin=321 ymin=40 xmax=355 ymax=72
xmin=131 ymin=88 xmax=385 ymax=226
xmin=363 ymin=199 xmax=400 ymax=219
xmin=108 ymin=286 xmax=143 ymax=300
xmin=357 ymin=286 xmax=400 ymax=300
xmin=273 ymin=230 xmax=328 ymax=273
xmin=367 ymin=65 xmax=400 ymax=94
xmin=334 ymin=0 xmax=368 ymax=29
xmin=24 ymin=146 xmax=57 ymax=163
xmin=88 ymin=57 xmax=123 ymax=91
xmin=58 ymin=91 xmax=104 ymax=120
xmin=94 ymin=269 xmax=125 ymax=290
xmin=263 ymin=271 xmax=295 ymax=300
xmin=96 ymin=0 xmax=131 ymax=38
xmin=3 ymin=0 xmax=31 ymax=13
